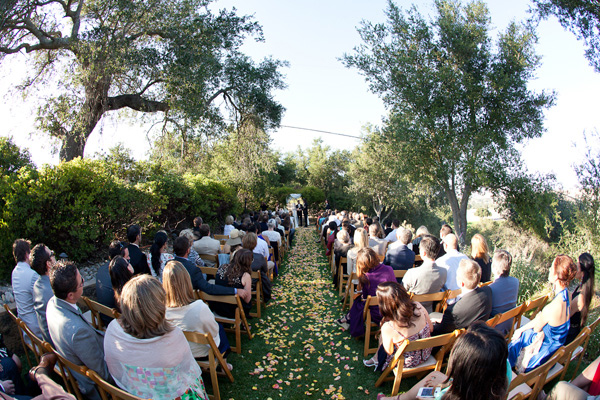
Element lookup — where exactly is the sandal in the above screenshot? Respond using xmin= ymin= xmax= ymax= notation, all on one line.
xmin=363 ymin=358 xmax=378 ymax=368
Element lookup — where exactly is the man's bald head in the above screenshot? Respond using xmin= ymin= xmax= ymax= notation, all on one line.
xmin=443 ymin=233 xmax=458 ymax=250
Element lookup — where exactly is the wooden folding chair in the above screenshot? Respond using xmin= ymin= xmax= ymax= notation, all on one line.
xmin=410 ymin=291 xmax=448 ymax=313
xmin=414 ymin=255 xmax=423 ymax=263
xmin=201 ymin=266 xmax=219 ymax=281
xmin=86 ymin=369 xmax=144 ymax=400
xmin=250 ymin=270 xmax=264 ymax=318
xmin=43 ymin=342 xmax=88 ymax=400
xmin=517 ymin=294 xmax=550 ymax=328
xmin=393 ymin=270 xmax=407 ymax=280
xmin=214 ymin=235 xmax=228 ymax=245
xmin=375 ymin=329 xmax=462 ymax=396
xmin=81 ymin=296 xmax=120 ymax=331
xmin=337 ymin=256 xmax=349 ymax=296
xmin=199 ymin=254 xmax=220 ymax=268
xmin=3 ymin=304 xmax=36 ymax=366
xmin=183 ymin=331 xmax=234 ymax=400
xmin=363 ymin=295 xmax=381 ymax=357
xmin=490 ymin=303 xmax=526 ymax=341
xmin=507 ymin=347 xmax=565 ymax=400
xmin=195 ymin=291 xmax=252 ymax=354
xmin=545 ymin=326 xmax=591 ymax=384
xmin=574 ymin=314 xmax=600 ymax=376
xmin=440 ymin=288 xmax=462 ymax=313
xmin=341 ymin=272 xmax=358 ymax=311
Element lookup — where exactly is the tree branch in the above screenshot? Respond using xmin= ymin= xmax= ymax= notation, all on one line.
xmin=106 ymin=94 xmax=169 ymax=112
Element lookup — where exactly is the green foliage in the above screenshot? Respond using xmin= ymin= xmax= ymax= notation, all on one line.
xmin=0 ymin=146 xmax=240 ymax=279
xmin=343 ymin=0 xmax=554 ymax=242
xmin=532 ymin=0 xmax=600 ymax=72
xmin=300 ymin=186 xmax=325 ymax=208
xmin=475 ymin=207 xmax=492 ymax=218
xmin=269 ymin=186 xmax=296 ymax=208
xmin=0 ymin=137 xmax=34 ymax=174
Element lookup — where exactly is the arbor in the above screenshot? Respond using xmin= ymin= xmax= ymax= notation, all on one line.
xmin=343 ymin=0 xmax=554 ymax=242
xmin=0 ymin=0 xmax=286 ymax=161
xmin=532 ymin=0 xmax=600 ymax=72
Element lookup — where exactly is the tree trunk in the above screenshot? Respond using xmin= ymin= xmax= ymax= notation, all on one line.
xmin=444 ymin=186 xmax=470 ymax=245
xmin=59 ymin=130 xmax=87 ymax=161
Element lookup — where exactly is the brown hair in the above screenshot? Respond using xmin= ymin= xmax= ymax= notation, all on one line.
xmin=357 ymin=248 xmax=380 ymax=289
xmin=369 ymin=223 xmax=385 ymax=239
xmin=225 ymin=248 xmax=253 ymax=285
xmin=119 ymin=275 xmax=173 ymax=339
xmin=471 ymin=233 xmax=490 ymax=264
xmin=553 ymin=254 xmax=577 ymax=286
xmin=242 ymin=232 xmax=258 ymax=250
xmin=12 ymin=239 xmax=31 ymax=263
xmin=162 ymin=261 xmax=195 ymax=308
xmin=377 ymin=281 xmax=420 ymax=328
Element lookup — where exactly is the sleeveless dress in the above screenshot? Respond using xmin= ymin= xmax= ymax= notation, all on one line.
xmin=508 ymin=288 xmax=570 ymax=372
xmin=566 ymin=285 xmax=581 ymax=344
xmin=377 ymin=322 xmax=432 ymax=371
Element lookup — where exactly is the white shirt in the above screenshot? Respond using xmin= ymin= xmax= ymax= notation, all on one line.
xmin=384 ymin=229 xmax=398 ymax=242
xmin=436 ymin=249 xmax=469 ymax=292
xmin=254 ymin=236 xmax=269 ymax=259
xmin=223 ymin=225 xmax=234 ymax=237
xmin=262 ymin=230 xmax=281 ymax=246
xmin=12 ymin=261 xmax=42 ymax=338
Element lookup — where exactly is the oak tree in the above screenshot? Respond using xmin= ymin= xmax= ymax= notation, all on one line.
xmin=343 ymin=0 xmax=554 ymax=242
xmin=0 ymin=0 xmax=286 ymax=161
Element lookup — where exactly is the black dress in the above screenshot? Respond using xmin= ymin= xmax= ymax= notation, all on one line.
xmin=211 ymin=265 xmax=251 ymax=318
xmin=474 ymin=257 xmax=492 ymax=283
xmin=566 ymin=285 xmax=582 ymax=344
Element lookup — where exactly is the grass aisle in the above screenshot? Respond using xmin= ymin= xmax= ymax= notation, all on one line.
xmin=221 ymin=227 xmax=412 ymax=400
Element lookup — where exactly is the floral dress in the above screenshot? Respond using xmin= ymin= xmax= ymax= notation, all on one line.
xmin=381 ymin=322 xmax=432 ymax=370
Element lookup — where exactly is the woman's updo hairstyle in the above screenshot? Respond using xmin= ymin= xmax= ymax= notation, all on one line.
xmin=553 ymin=254 xmax=577 ymax=286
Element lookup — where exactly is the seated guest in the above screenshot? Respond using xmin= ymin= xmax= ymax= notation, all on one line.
xmin=223 ymin=215 xmax=235 ymax=237
xmin=126 ymin=224 xmax=150 ymax=275
xmin=179 ymin=229 xmax=205 ymax=267
xmin=213 ymin=249 xmax=253 ymax=318
xmin=383 ymin=323 xmax=509 ymax=400
xmin=489 ymin=250 xmax=519 ymax=334
xmin=436 ymin=233 xmax=469 ymax=295
xmin=47 ymin=261 xmax=111 ymax=400
xmin=567 ymin=252 xmax=595 ymax=344
xmin=411 ymin=225 xmax=429 ymax=256
xmin=11 ymin=239 xmax=43 ymax=339
xmin=163 ymin=261 xmax=231 ymax=365
xmin=104 ymin=275 xmax=208 ymax=400
xmin=109 ymin=256 xmax=134 ymax=312
xmin=96 ymin=240 xmax=129 ymax=317
xmin=0 ymin=333 xmax=24 ymax=395
xmin=384 ymin=219 xmax=401 ymax=242
xmin=192 ymin=224 xmax=221 ymax=266
xmin=509 ymin=255 xmax=576 ymax=373
xmin=543 ymin=353 xmax=600 ymax=400
xmin=384 ymin=228 xmax=416 ymax=278
xmin=336 ymin=248 xmax=396 ymax=337
xmin=402 ymin=236 xmax=446 ymax=313
xmin=383 ymin=219 xmax=393 ymax=236
xmin=346 ymin=228 xmax=369 ymax=287
xmin=282 ymin=213 xmax=295 ymax=245
xmin=245 ymin=224 xmax=272 ymax=272
xmin=31 ymin=244 xmax=56 ymax=344
xmin=471 ymin=233 xmax=492 ymax=283
xmin=192 ymin=216 xmax=203 ymax=238
xmin=148 ymin=231 xmax=174 ymax=282
xmin=220 ymin=229 xmax=244 ymax=265
xmin=241 ymin=233 xmax=272 ymax=302
xmin=341 ymin=219 xmax=356 ymax=241
xmin=325 ymin=221 xmax=338 ymax=257
xmin=262 ymin=219 xmax=282 ymax=249
xmin=368 ymin=223 xmax=387 ymax=256
xmin=437 ymin=223 xmax=455 ymax=258
xmin=173 ymin=236 xmax=250 ymax=302
xmin=363 ymin=282 xmax=432 ymax=371
xmin=432 ymin=259 xmax=492 ymax=335
xmin=333 ymin=230 xmax=353 ymax=285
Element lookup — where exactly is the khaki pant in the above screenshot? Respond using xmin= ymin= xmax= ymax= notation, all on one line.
xmin=547 ymin=381 xmax=599 ymax=400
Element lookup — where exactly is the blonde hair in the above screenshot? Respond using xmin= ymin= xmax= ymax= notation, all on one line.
xmin=458 ymin=258 xmax=481 ymax=289
xmin=337 ymin=230 xmax=350 ymax=244
xmin=353 ymin=228 xmax=369 ymax=250
xmin=162 ymin=260 xmax=195 ymax=308
xmin=471 ymin=233 xmax=490 ymax=264
xmin=120 ymin=275 xmax=173 ymax=339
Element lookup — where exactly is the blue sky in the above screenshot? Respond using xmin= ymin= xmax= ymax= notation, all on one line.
xmin=1 ymin=0 xmax=599 ymax=191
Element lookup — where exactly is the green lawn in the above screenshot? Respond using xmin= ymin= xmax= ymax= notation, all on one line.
xmin=219 ymin=227 xmax=418 ymax=400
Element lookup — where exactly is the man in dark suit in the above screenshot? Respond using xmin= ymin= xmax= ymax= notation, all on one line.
xmin=384 ymin=228 xmax=415 ymax=276
xmin=172 ymin=237 xmax=251 ymax=303
xmin=126 ymin=224 xmax=150 ymax=275
xmin=432 ymin=258 xmax=492 ymax=335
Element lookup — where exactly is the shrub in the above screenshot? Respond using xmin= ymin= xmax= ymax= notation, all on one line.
xmin=301 ymin=186 xmax=325 ymax=208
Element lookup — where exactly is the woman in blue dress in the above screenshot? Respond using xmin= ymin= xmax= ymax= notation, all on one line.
xmin=508 ymin=255 xmax=577 ymax=373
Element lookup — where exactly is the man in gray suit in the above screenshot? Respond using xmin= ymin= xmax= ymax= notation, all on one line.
xmin=402 ymin=236 xmax=447 ymax=313
xmin=192 ymin=224 xmax=221 ymax=266
xmin=47 ymin=261 xmax=111 ymax=400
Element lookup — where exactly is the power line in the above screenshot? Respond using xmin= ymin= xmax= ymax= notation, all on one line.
xmin=279 ymin=125 xmax=362 ymax=140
